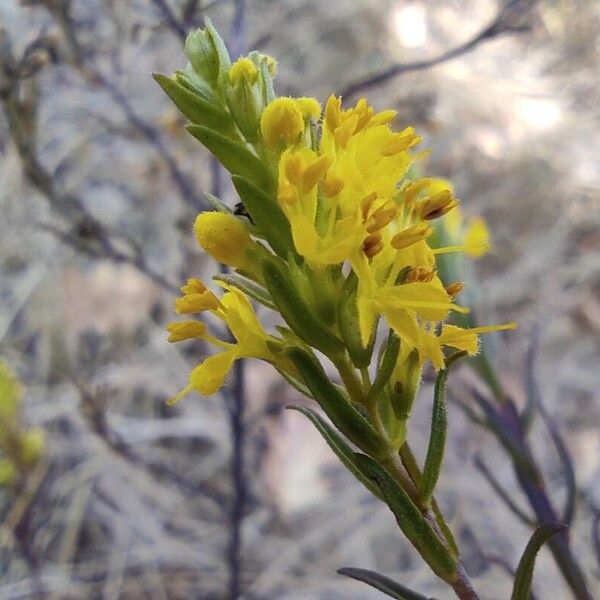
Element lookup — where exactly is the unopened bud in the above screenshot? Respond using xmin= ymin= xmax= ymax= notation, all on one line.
xmin=226 ymin=57 xmax=263 ymax=141
xmin=260 ymin=98 xmax=304 ymax=150
xmin=194 ymin=211 xmax=256 ymax=269
xmin=166 ymin=320 xmax=207 ymax=343
xmin=185 ymin=21 xmax=230 ymax=87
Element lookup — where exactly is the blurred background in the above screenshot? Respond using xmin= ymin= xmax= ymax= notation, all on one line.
xmin=1 ymin=0 xmax=599 ymax=598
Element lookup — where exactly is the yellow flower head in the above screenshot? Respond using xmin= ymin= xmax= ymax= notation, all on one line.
xmin=174 ymin=278 xmax=220 ymax=314
xmin=194 ymin=211 xmax=255 ymax=269
xmin=260 ymin=98 xmax=304 ymax=150
xmin=166 ymin=320 xmax=207 ymax=342
xmin=169 ymin=287 xmax=277 ymax=402
xmin=228 ymin=57 xmax=258 ymax=85
xmin=439 ymin=206 xmax=491 ymax=258
xmin=295 ymin=97 xmax=321 ymax=120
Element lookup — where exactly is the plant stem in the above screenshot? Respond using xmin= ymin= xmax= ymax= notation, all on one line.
xmin=334 ymin=356 xmax=367 ymax=405
xmin=383 ymin=451 xmax=480 ymax=600
xmin=227 ymin=358 xmax=246 ymax=600
xmin=450 ymin=565 xmax=481 ymax=600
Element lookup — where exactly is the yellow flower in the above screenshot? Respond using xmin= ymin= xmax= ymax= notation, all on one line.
xmin=391 ymin=223 xmax=433 ymax=250
xmin=228 ymin=57 xmax=258 ymax=85
xmin=463 ymin=217 xmax=490 ymax=257
xmin=194 ymin=211 xmax=256 ymax=270
xmin=260 ymin=98 xmax=304 ymax=150
xmin=166 ymin=320 xmax=207 ymax=342
xmin=173 ymin=278 xmax=220 ymax=314
xmin=296 ymin=97 xmax=321 ymax=120
xmin=169 ymin=288 xmax=277 ymax=402
xmin=439 ymin=206 xmax=491 ymax=258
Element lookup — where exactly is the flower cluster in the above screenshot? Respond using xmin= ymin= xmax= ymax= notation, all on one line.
xmin=156 ymin=21 xmax=514 ymax=448
xmin=0 ymin=362 xmax=44 ymax=486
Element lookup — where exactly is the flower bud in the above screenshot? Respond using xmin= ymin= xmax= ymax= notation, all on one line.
xmin=194 ymin=211 xmax=255 ymax=269
xmin=260 ymin=98 xmax=304 ymax=150
xmin=185 ymin=21 xmax=230 ymax=88
xmin=390 ymin=350 xmax=422 ymax=420
xmin=225 ymin=57 xmax=263 ymax=142
xmin=166 ymin=320 xmax=207 ymax=343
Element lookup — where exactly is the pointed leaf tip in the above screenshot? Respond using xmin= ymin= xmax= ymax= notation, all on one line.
xmin=338 ymin=567 xmax=437 ymax=600
xmin=511 ymin=523 xmax=565 ymax=600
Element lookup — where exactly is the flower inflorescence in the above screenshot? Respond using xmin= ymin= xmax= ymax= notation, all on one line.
xmin=156 ymin=20 xmax=515 ymax=449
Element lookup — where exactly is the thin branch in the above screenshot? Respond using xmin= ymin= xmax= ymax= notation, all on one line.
xmin=223 ymin=4 xmax=247 ymax=598
xmin=524 ymin=332 xmax=577 ymax=526
xmin=75 ymin=382 xmax=224 ymax=503
xmin=0 ymin=26 xmax=179 ymax=293
xmin=340 ymin=0 xmax=537 ymax=99
xmin=474 ymin=455 xmax=536 ymax=527
xmin=34 ymin=0 xmax=206 ymax=212
xmin=150 ymin=0 xmax=188 ymax=42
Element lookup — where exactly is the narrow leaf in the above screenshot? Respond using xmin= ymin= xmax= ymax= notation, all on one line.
xmin=285 ymin=348 xmax=386 ymax=457
xmin=338 ymin=567 xmax=436 ymax=600
xmin=213 ymin=273 xmax=275 ymax=310
xmin=399 ymin=443 xmax=459 ymax=557
xmin=338 ymin=289 xmax=372 ymax=368
xmin=353 ymin=454 xmax=457 ymax=581
xmin=275 ymin=367 xmax=312 ymax=399
xmin=204 ymin=18 xmax=231 ymax=80
xmin=187 ymin=126 xmax=274 ymax=192
xmin=153 ymin=74 xmax=237 ymax=135
xmin=288 ymin=405 xmax=383 ymax=500
xmin=263 ymin=261 xmax=342 ymax=356
xmin=511 ymin=523 xmax=565 ymax=600
xmin=370 ymin=331 xmax=400 ymax=400
xmin=420 ymin=352 xmax=466 ymax=506
xmin=474 ymin=455 xmax=535 ymax=526
xmin=231 ymin=176 xmax=293 ymax=258
xmin=204 ymin=192 xmax=233 ymax=214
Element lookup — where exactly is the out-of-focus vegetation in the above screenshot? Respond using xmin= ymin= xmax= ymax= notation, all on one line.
xmin=0 ymin=1 xmax=599 ymax=599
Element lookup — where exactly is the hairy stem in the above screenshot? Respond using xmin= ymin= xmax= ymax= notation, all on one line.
xmin=377 ymin=446 xmax=480 ymax=599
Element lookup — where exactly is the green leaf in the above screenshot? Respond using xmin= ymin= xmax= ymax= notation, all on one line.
xmin=285 ymin=348 xmax=386 ymax=457
xmin=353 ymin=454 xmax=457 ymax=581
xmin=204 ymin=192 xmax=233 ymax=214
xmin=370 ymin=331 xmax=400 ymax=401
xmin=420 ymin=352 xmax=466 ymax=506
xmin=511 ymin=523 xmax=565 ymax=600
xmin=213 ymin=273 xmax=275 ymax=310
xmin=231 ymin=176 xmax=293 ymax=258
xmin=338 ymin=567 xmax=436 ymax=600
xmin=338 ymin=288 xmax=372 ymax=369
xmin=204 ymin=18 xmax=232 ymax=81
xmin=288 ymin=405 xmax=384 ymax=500
xmin=275 ymin=367 xmax=312 ymax=398
xmin=399 ymin=443 xmax=459 ymax=557
xmin=187 ymin=126 xmax=274 ymax=193
xmin=153 ymin=74 xmax=237 ymax=136
xmin=262 ymin=261 xmax=342 ymax=356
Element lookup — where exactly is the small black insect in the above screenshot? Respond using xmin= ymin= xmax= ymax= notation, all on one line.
xmin=234 ymin=201 xmax=254 ymax=224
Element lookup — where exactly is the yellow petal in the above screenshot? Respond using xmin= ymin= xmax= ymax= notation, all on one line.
xmin=166 ymin=320 xmax=206 ymax=342
xmin=189 ymin=350 xmax=238 ymax=395
xmin=463 ymin=217 xmax=490 ymax=257
xmin=382 ymin=282 xmax=468 ymax=322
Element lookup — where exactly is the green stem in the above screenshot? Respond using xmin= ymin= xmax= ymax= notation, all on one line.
xmin=334 ymin=356 xmax=367 ymax=405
